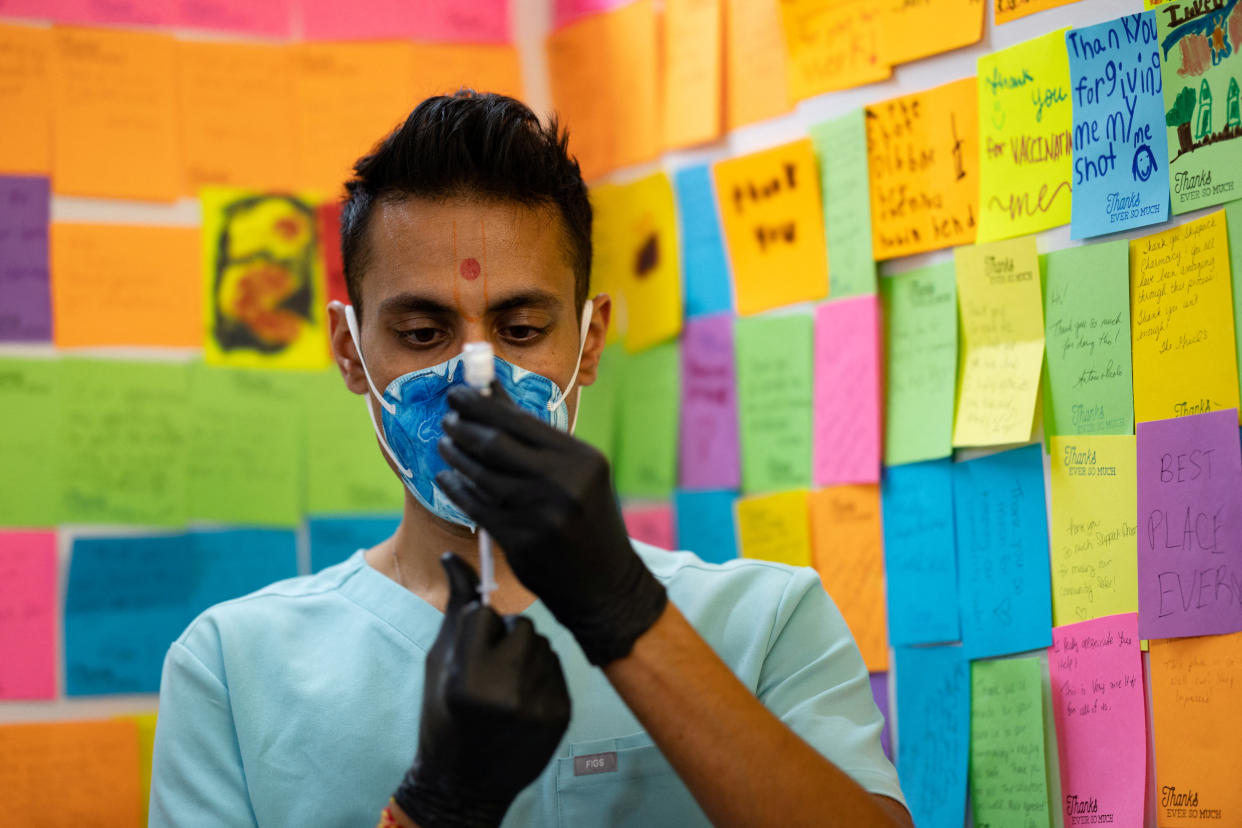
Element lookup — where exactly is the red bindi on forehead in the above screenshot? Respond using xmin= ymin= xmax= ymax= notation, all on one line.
xmin=459 ymin=257 xmax=481 ymax=281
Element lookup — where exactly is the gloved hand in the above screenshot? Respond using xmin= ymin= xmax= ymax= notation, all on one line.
xmin=436 ymin=383 xmax=669 ymax=667
xmin=394 ymin=553 xmax=571 ymax=828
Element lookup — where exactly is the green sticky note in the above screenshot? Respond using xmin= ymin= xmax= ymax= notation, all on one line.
xmin=576 ymin=343 xmax=624 ymax=464
xmin=614 ymin=341 xmax=679 ymax=498
xmin=188 ymin=363 xmax=304 ymax=526
xmin=880 ymin=263 xmax=957 ymax=465
xmin=0 ymin=358 xmax=61 ymax=527
xmin=59 ymin=358 xmax=190 ymax=526
xmin=1227 ymin=201 xmax=1242 ymax=399
xmin=1042 ymin=240 xmax=1134 ymax=437
xmin=302 ymin=369 xmax=405 ymax=515
xmin=735 ymin=314 xmax=813 ymax=493
xmin=810 ymin=109 xmax=877 ymax=300
xmin=970 ymin=657 xmax=1053 ymax=828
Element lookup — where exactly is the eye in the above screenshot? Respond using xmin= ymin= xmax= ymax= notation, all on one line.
xmin=397 ymin=326 xmax=446 ymax=347
xmin=501 ymin=324 xmax=548 ymax=344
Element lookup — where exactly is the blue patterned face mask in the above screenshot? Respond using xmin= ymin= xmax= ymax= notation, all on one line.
xmin=340 ymin=301 xmax=594 ymax=529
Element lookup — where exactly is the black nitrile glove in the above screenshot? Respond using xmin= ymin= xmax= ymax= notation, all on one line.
xmin=436 ymin=382 xmax=669 ymax=667
xmin=394 ymin=553 xmax=570 ymax=828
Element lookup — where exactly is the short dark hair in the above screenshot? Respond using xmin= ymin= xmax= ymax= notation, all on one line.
xmin=340 ymin=91 xmax=592 ymax=318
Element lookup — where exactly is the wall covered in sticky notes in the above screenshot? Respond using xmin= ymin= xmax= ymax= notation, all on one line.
xmin=4 ymin=1 xmax=1242 ymax=826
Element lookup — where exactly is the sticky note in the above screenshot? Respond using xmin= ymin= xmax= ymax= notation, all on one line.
xmin=120 ymin=711 xmax=158 ymax=824
xmin=614 ymin=341 xmax=680 ymax=498
xmin=309 ymin=515 xmax=400 ymax=573
xmin=977 ymin=29 xmax=1074 ymax=242
xmin=58 ymin=359 xmax=190 ymax=526
xmin=714 ymin=139 xmax=829 ymax=315
xmin=0 ymin=175 xmax=50 ymax=341
xmin=880 ymin=263 xmax=957 ymax=465
xmin=969 ymin=657 xmax=1053 ymax=828
xmin=1066 ymin=13 xmax=1170 ymax=238
xmin=879 ymin=0 xmax=984 ymax=65
xmin=1136 ymin=409 xmax=1242 ymax=639
xmin=1130 ymin=211 xmax=1240 ymax=424
xmin=895 ymin=644 xmax=969 ymax=828
xmin=954 ymin=444 xmax=1053 ymax=659
xmin=674 ymin=165 xmax=732 ymax=317
xmin=778 ymin=0 xmax=890 ymax=101
xmin=553 ymin=0 xmax=629 ymax=29
xmin=51 ymin=223 xmax=200 ymax=348
xmin=808 ymin=485 xmax=888 ymax=670
xmin=575 ymin=344 xmax=624 ymax=463
xmin=1048 ymin=436 xmax=1139 ymax=627
xmin=995 ymin=0 xmax=1083 ymax=25
xmin=1043 ymin=241 xmax=1135 ymax=436
xmin=736 ymin=489 xmax=811 ymax=567
xmin=865 ymin=78 xmax=979 ymax=260
xmin=300 ymin=0 xmax=508 ymax=43
xmin=173 ymin=0 xmax=291 ymax=36
xmin=0 ymin=358 xmax=60 ymax=527
xmin=869 ymin=672 xmax=892 ymax=760
xmin=809 ymin=109 xmax=877 ymax=299
xmin=407 ymin=43 xmax=523 ymax=107
xmin=735 ymin=314 xmax=814 ymax=493
xmin=1229 ymin=201 xmax=1242 ymax=395
xmin=1048 ymin=614 xmax=1146 ymax=828
xmin=50 ymin=0 xmax=171 ymax=25
xmin=679 ymin=314 xmax=740 ymax=490
xmin=882 ymin=459 xmax=960 ymax=646
xmin=674 ymin=489 xmax=739 ymax=564
xmin=1158 ymin=1 xmax=1242 ymax=215
xmin=953 ymin=237 xmax=1045 ymax=447
xmin=723 ymin=0 xmax=791 ymax=130
xmin=0 ymin=25 xmax=52 ymax=175
xmin=0 ymin=531 xmax=56 ymax=700
xmin=50 ymin=27 xmax=181 ymax=201
xmin=202 ymin=187 xmax=329 ymax=371
xmin=813 ymin=296 xmax=881 ymax=486
xmin=662 ymin=0 xmax=721 ymax=150
xmin=1149 ymin=630 xmax=1242 ymax=827
xmin=623 ymin=504 xmax=676 ymax=550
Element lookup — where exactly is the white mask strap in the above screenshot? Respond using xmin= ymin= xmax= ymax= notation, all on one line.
xmin=547 ymin=299 xmax=595 ymax=411
xmin=335 ymin=301 xmax=412 ymax=479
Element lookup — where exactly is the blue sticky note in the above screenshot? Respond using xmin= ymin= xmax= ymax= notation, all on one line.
xmin=895 ymin=644 xmax=970 ymax=828
xmin=1066 ymin=12 xmax=1170 ymax=238
xmin=673 ymin=489 xmax=738 ymax=563
xmin=64 ymin=529 xmax=297 ymax=695
xmin=882 ymin=459 xmax=960 ymax=646
xmin=673 ymin=165 xmax=732 ymax=317
xmin=309 ymin=515 xmax=401 ymax=572
xmin=952 ymin=444 xmax=1053 ymax=659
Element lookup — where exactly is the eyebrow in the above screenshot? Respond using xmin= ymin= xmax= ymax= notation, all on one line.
xmin=376 ymin=289 xmax=562 ymax=318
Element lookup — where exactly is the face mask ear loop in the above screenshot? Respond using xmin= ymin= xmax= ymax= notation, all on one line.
xmin=339 ymin=302 xmax=413 ymax=479
xmin=547 ymin=299 xmax=595 ymax=412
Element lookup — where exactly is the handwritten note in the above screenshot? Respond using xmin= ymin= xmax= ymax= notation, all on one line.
xmin=813 ymin=296 xmax=881 ymax=485
xmin=1136 ymin=409 xmax=1242 ymax=639
xmin=662 ymin=0 xmax=721 ymax=150
xmin=0 ymin=175 xmax=49 ymax=341
xmin=894 ymin=644 xmax=970 ymax=828
xmin=735 ymin=314 xmax=814 ymax=493
xmin=713 ymin=139 xmax=829 ymax=315
xmin=674 ymin=165 xmax=733 ymax=317
xmin=954 ymin=444 xmax=1053 ymax=659
xmin=308 ymin=516 xmax=400 ymax=572
xmin=408 ymin=43 xmax=523 ymax=106
xmin=879 ymin=0 xmax=984 ymax=65
xmin=623 ymin=504 xmax=677 ymax=550
xmin=809 ymin=485 xmax=888 ymax=670
xmin=996 ymin=0 xmax=1082 ymax=25
xmin=1130 ymin=211 xmax=1240 ymax=424
xmin=953 ymin=236 xmax=1045 ymax=447
xmin=614 ymin=341 xmax=680 ymax=498
xmin=575 ymin=343 xmax=623 ymax=462
xmin=300 ymin=0 xmax=507 ymax=41
xmin=1049 ymin=614 xmax=1146 ymax=828
xmin=674 ymin=489 xmax=739 ymax=564
xmin=977 ymin=28 xmax=1074 ymax=242
xmin=0 ymin=358 xmax=59 ymax=527
xmin=1149 ymin=630 xmax=1242 ymax=827
xmin=0 ymin=531 xmax=56 ymax=700
xmin=809 ymin=109 xmax=876 ymax=299
xmin=865 ymin=78 xmax=979 ymax=260
xmin=0 ymin=24 xmax=51 ymax=175
xmin=880 ymin=262 xmax=957 ymax=465
xmin=1230 ymin=201 xmax=1242 ymax=395
xmin=723 ymin=0 xmax=791 ymax=130
xmin=778 ymin=0 xmax=890 ymax=101
xmin=736 ymin=489 xmax=811 ymax=567
xmin=1043 ymin=241 xmax=1135 ymax=436
xmin=882 ymin=459 xmax=960 ymax=646
xmin=679 ymin=314 xmax=740 ymax=490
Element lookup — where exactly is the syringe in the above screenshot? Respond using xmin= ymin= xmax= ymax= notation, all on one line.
xmin=461 ymin=342 xmax=497 ymax=606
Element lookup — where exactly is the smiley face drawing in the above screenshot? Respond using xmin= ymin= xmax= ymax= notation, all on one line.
xmin=1132 ymin=144 xmax=1158 ymax=183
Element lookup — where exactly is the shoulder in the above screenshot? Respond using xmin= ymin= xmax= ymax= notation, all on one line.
xmin=634 ymin=539 xmax=824 ymax=609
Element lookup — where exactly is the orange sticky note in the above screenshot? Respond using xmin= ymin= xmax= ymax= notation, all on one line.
xmin=51 ymin=223 xmax=200 ymax=347
xmin=0 ymin=24 xmax=52 ymax=176
xmin=778 ymin=0 xmax=891 ymax=101
xmin=880 ymin=0 xmax=984 ymax=66
xmin=713 ymin=138 xmax=829 ymax=315
xmin=409 ymin=43 xmax=524 ymax=104
xmin=809 ymin=485 xmax=889 ymax=671
xmin=0 ymin=719 xmax=143 ymax=824
xmin=995 ymin=0 xmax=1082 ymax=25
xmin=737 ymin=489 xmax=812 ymax=567
xmin=51 ymin=26 xmax=181 ymax=202
xmin=178 ymin=41 xmax=298 ymax=195
xmin=724 ymin=0 xmax=792 ymax=129
xmin=866 ymin=77 xmax=979 ymax=260
xmin=662 ymin=0 xmax=722 ymax=150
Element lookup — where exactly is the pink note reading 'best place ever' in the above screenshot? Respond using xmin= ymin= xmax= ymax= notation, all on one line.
xmin=0 ymin=531 xmax=57 ymax=700
xmin=679 ymin=314 xmax=740 ymax=490
xmin=814 ymin=295 xmax=882 ymax=485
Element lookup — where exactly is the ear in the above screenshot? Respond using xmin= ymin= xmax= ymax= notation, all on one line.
xmin=327 ymin=301 xmax=370 ymax=396
xmin=575 ymin=293 xmax=612 ymax=388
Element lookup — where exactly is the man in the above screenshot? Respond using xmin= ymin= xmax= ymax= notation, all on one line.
xmin=150 ymin=91 xmax=910 ymax=828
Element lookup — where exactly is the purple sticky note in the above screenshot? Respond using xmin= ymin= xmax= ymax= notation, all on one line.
xmin=870 ymin=671 xmax=892 ymax=760
xmin=679 ymin=314 xmax=740 ymax=490
xmin=1137 ymin=409 xmax=1242 ymax=639
xmin=0 ymin=176 xmax=51 ymax=342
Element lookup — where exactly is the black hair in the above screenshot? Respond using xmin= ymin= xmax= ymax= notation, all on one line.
xmin=340 ymin=90 xmax=592 ymax=318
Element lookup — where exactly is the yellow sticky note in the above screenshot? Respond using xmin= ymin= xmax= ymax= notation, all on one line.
xmin=0 ymin=24 xmax=52 ymax=176
xmin=713 ymin=139 xmax=829 ymax=315
xmin=201 ymin=187 xmax=329 ymax=370
xmin=1130 ymin=211 xmax=1241 ymax=424
xmin=879 ymin=0 xmax=984 ymax=66
xmin=953 ymin=236 xmax=1045 ymax=447
xmin=778 ymin=0 xmax=891 ymax=101
xmin=662 ymin=0 xmax=722 ymax=150
xmin=976 ymin=29 xmax=1073 ymax=242
xmin=737 ymin=489 xmax=811 ymax=567
xmin=724 ymin=0 xmax=791 ymax=130
xmin=1048 ymin=435 xmax=1139 ymax=627
xmin=995 ymin=0 xmax=1083 ymax=25
xmin=809 ymin=485 xmax=888 ymax=671
xmin=115 ymin=712 xmax=157 ymax=824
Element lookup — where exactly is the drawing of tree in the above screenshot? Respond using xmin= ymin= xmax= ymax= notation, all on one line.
xmin=1166 ymin=85 xmax=1198 ymax=155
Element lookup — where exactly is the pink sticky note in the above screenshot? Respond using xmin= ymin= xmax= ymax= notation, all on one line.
xmin=624 ymin=504 xmax=676 ymax=550
xmin=299 ymin=0 xmax=509 ymax=43
xmin=0 ymin=531 xmax=58 ymax=699
xmin=813 ymin=296 xmax=882 ymax=485
xmin=176 ymin=0 xmax=293 ymax=37
xmin=679 ymin=314 xmax=740 ymax=490
xmin=53 ymin=0 xmax=174 ymax=25
xmin=1048 ymin=614 xmax=1146 ymax=828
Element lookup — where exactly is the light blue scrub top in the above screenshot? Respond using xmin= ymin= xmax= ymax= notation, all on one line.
xmin=150 ymin=542 xmax=905 ymax=827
